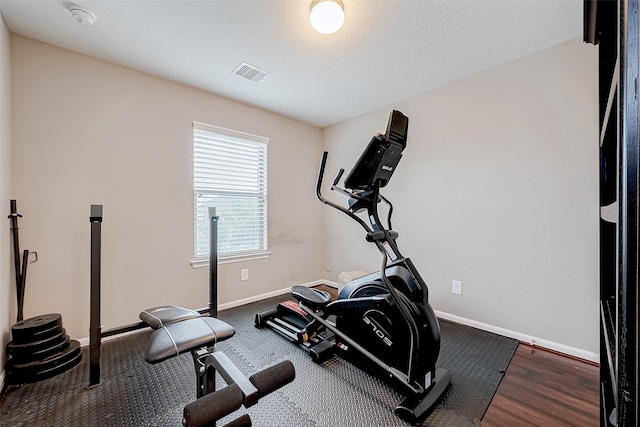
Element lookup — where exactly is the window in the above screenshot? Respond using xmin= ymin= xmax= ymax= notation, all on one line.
xmin=193 ymin=122 xmax=268 ymax=261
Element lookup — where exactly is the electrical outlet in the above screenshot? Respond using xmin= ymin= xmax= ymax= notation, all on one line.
xmin=241 ymin=269 xmax=249 ymax=281
xmin=452 ymin=280 xmax=462 ymax=295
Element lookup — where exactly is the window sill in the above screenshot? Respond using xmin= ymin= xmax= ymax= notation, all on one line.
xmin=191 ymin=251 xmax=271 ymax=268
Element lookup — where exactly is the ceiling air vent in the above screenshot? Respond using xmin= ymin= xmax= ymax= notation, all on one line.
xmin=232 ymin=62 xmax=270 ymax=83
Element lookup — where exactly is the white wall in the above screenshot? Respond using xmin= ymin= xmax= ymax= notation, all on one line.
xmin=0 ymin=11 xmax=12 ymax=386
xmin=7 ymin=33 xmax=601 ymax=358
xmin=322 ymin=38 xmax=599 ymax=355
xmin=10 ymin=35 xmax=325 ymax=340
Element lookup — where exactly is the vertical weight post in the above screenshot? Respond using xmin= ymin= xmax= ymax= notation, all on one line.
xmin=208 ymin=207 xmax=219 ymax=318
xmin=8 ymin=200 xmax=23 ymax=322
xmin=89 ymin=205 xmax=103 ymax=386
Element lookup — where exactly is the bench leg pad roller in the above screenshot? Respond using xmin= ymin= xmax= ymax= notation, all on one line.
xmin=183 ymin=383 xmax=243 ymax=427
xmin=249 ymin=360 xmax=296 ymax=397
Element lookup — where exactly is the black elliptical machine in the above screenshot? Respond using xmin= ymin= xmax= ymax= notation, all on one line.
xmin=255 ymin=110 xmax=451 ymax=423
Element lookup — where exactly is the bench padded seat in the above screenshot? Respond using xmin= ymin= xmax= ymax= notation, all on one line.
xmin=145 ymin=316 xmax=236 ymax=364
xmin=139 ymin=306 xmax=201 ymax=329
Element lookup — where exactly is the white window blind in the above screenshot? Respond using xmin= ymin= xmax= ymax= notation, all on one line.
xmin=193 ymin=122 xmax=268 ymax=258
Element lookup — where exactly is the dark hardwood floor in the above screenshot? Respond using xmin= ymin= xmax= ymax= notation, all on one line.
xmin=313 ymin=285 xmax=600 ymax=426
xmin=483 ymin=344 xmax=599 ymax=426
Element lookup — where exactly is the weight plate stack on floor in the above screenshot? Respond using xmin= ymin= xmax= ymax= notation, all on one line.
xmin=5 ymin=313 xmax=82 ymax=385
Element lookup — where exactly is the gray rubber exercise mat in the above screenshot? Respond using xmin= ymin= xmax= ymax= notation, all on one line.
xmin=0 ymin=294 xmax=518 ymax=426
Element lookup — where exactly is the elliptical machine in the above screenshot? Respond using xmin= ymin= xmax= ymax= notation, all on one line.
xmin=255 ymin=110 xmax=450 ymax=423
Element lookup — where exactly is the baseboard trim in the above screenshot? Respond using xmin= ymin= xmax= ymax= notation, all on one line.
xmin=435 ymin=310 xmax=599 ymax=363
xmin=217 ymin=279 xmax=329 ymax=311
xmin=74 ymin=278 xmax=598 ymax=364
xmin=77 ymin=328 xmax=148 ymax=348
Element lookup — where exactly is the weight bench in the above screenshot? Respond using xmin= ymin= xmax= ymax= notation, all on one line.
xmin=140 ymin=305 xmax=295 ymax=427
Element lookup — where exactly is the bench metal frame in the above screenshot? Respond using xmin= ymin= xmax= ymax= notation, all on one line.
xmin=88 ymin=205 xmax=219 ymax=387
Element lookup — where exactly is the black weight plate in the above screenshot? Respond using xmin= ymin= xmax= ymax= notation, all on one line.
xmin=7 ymin=340 xmax=80 ymax=370
xmin=5 ymin=340 xmax=82 ymax=384
xmin=6 ymin=328 xmax=67 ymax=357
xmin=8 ymin=335 xmax=71 ymax=363
xmin=12 ymin=322 xmax=63 ymax=345
xmin=6 ymin=349 xmax=82 ymax=385
xmin=11 ymin=314 xmax=63 ymax=344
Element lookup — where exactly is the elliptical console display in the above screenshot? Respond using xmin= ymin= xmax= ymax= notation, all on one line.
xmin=255 ymin=110 xmax=450 ymax=423
xmin=343 ymin=109 xmax=407 ymax=190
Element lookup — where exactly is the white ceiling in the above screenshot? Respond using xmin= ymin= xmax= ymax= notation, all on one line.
xmin=0 ymin=0 xmax=583 ymax=128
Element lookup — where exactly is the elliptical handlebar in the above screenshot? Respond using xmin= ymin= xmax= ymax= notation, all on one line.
xmin=333 ymin=168 xmax=345 ymax=187
xmin=316 ymin=151 xmax=373 ymax=233
xmin=315 ymin=151 xmax=330 ymax=203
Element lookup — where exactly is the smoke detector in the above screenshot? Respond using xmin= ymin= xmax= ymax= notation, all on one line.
xmin=68 ymin=5 xmax=97 ymax=26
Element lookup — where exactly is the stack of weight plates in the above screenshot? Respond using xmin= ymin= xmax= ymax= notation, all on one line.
xmin=5 ymin=313 xmax=82 ymax=384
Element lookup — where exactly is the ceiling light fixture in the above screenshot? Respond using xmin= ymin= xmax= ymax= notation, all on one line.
xmin=68 ymin=4 xmax=97 ymax=26
xmin=310 ymin=0 xmax=344 ymax=35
